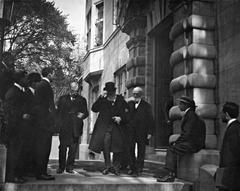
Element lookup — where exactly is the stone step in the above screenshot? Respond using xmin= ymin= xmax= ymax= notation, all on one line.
xmin=1 ymin=175 xmax=193 ymax=191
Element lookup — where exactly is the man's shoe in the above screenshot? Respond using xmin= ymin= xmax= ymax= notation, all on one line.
xmin=56 ymin=168 xmax=64 ymax=174
xmin=113 ymin=169 xmax=120 ymax=176
xmin=66 ymin=169 xmax=74 ymax=174
xmin=102 ymin=168 xmax=110 ymax=175
xmin=127 ymin=169 xmax=134 ymax=175
xmin=156 ymin=174 xmax=175 ymax=182
xmin=36 ymin=174 xmax=55 ymax=180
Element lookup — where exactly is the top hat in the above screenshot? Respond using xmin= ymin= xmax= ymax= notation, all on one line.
xmin=177 ymin=96 xmax=196 ymax=107
xmin=103 ymin=82 xmax=116 ymax=92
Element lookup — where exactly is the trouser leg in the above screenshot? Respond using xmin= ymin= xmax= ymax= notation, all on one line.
xmin=58 ymin=143 xmax=67 ymax=170
xmin=165 ymin=149 xmax=178 ymax=173
xmin=66 ymin=137 xmax=79 ymax=170
xmin=136 ymin=138 xmax=146 ymax=172
xmin=103 ymin=132 xmax=112 ymax=168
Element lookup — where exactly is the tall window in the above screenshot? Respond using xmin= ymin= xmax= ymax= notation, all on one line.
xmin=95 ymin=2 xmax=103 ymax=47
xmin=114 ymin=65 xmax=127 ymax=97
xmin=86 ymin=9 xmax=92 ymax=50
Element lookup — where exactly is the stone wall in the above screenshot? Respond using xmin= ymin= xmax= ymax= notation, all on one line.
xmin=217 ymin=0 xmax=240 ymax=148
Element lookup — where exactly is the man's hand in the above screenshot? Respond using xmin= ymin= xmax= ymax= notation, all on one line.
xmin=77 ymin=112 xmax=84 ymax=119
xmin=112 ymin=116 xmax=121 ymax=124
xmin=147 ymin=134 xmax=152 ymax=139
xmin=23 ymin=114 xmax=30 ymax=120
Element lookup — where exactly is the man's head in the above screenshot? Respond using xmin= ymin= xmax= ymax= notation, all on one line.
xmin=177 ymin=96 xmax=196 ymax=112
xmin=42 ymin=67 xmax=54 ymax=81
xmin=221 ymin=102 xmax=239 ymax=123
xmin=13 ymin=71 xmax=27 ymax=86
xmin=70 ymin=82 xmax=79 ymax=97
xmin=133 ymin=87 xmax=143 ymax=102
xmin=27 ymin=72 xmax=41 ymax=89
xmin=103 ymin=82 xmax=116 ymax=97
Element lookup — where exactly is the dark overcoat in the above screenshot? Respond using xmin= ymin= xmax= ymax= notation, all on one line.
xmin=89 ymin=95 xmax=128 ymax=153
xmin=4 ymin=85 xmax=26 ymax=139
xmin=57 ymin=94 xmax=88 ymax=145
xmin=220 ymin=120 xmax=240 ymax=167
xmin=170 ymin=109 xmax=206 ymax=155
xmin=127 ymin=99 xmax=154 ymax=141
xmin=34 ymin=79 xmax=55 ymax=132
xmin=215 ymin=120 xmax=240 ymax=189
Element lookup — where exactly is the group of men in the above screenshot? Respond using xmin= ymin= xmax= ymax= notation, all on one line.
xmin=0 ymin=52 xmax=89 ymax=183
xmin=1 ymin=53 xmax=239 ymax=190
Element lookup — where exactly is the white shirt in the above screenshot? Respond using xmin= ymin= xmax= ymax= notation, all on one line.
xmin=42 ymin=77 xmax=50 ymax=83
xmin=14 ymin=83 xmax=25 ymax=92
xmin=135 ymin=99 xmax=141 ymax=109
xmin=227 ymin=118 xmax=237 ymax=128
xmin=29 ymin=87 xmax=35 ymax=95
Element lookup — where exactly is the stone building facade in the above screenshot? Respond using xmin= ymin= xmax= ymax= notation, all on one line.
xmin=80 ymin=0 xmax=240 ymax=189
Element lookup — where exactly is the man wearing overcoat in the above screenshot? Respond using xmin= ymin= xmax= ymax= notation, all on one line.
xmin=34 ymin=67 xmax=55 ymax=180
xmin=216 ymin=102 xmax=240 ymax=191
xmin=126 ymin=87 xmax=154 ymax=176
xmin=89 ymin=82 xmax=128 ymax=175
xmin=4 ymin=71 xmax=27 ymax=183
xmin=156 ymin=96 xmax=206 ymax=182
xmin=56 ymin=82 xmax=88 ymax=174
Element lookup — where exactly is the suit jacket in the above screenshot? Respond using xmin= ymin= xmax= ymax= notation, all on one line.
xmin=4 ymin=85 xmax=26 ymax=139
xmin=35 ymin=79 xmax=55 ymax=132
xmin=216 ymin=120 xmax=240 ymax=189
xmin=220 ymin=120 xmax=240 ymax=167
xmin=57 ymin=94 xmax=88 ymax=144
xmin=175 ymin=109 xmax=206 ymax=152
xmin=89 ymin=95 xmax=128 ymax=153
xmin=127 ymin=99 xmax=154 ymax=140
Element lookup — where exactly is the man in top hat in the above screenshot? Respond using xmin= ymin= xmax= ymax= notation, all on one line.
xmin=156 ymin=96 xmax=206 ymax=182
xmin=89 ymin=82 xmax=129 ymax=176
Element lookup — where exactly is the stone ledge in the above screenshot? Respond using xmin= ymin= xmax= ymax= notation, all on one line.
xmin=170 ymin=73 xmax=216 ymax=93
xmin=126 ymin=56 xmax=145 ymax=71
xmin=199 ymin=164 xmax=218 ymax=191
xmin=170 ymin=14 xmax=215 ymax=40
xmin=177 ymin=149 xmax=219 ymax=182
xmin=170 ymin=43 xmax=216 ymax=68
xmin=126 ymin=76 xmax=145 ymax=89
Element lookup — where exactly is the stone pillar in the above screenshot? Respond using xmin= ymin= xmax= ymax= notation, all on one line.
xmin=168 ymin=0 xmax=218 ymax=182
xmin=122 ymin=16 xmax=147 ymax=95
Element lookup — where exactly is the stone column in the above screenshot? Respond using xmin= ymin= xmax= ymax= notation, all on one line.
xmin=122 ymin=16 xmax=147 ymax=95
xmin=168 ymin=0 xmax=219 ymax=182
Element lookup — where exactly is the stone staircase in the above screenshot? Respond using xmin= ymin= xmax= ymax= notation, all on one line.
xmin=0 ymin=160 xmax=193 ymax=191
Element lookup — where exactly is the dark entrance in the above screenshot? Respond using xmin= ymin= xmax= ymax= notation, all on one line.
xmin=150 ymin=15 xmax=173 ymax=148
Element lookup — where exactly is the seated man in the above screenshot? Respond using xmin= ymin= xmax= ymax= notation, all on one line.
xmin=156 ymin=96 xmax=206 ymax=182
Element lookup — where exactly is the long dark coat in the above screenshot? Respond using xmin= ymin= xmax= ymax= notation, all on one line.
xmin=57 ymin=94 xmax=88 ymax=145
xmin=170 ymin=109 xmax=206 ymax=155
xmin=127 ymin=99 xmax=154 ymax=141
xmin=34 ymin=79 xmax=55 ymax=132
xmin=220 ymin=120 xmax=240 ymax=167
xmin=215 ymin=120 xmax=240 ymax=189
xmin=89 ymin=95 xmax=128 ymax=153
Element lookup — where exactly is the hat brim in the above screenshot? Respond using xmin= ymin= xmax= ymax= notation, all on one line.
xmin=103 ymin=87 xmax=116 ymax=91
xmin=177 ymin=98 xmax=197 ymax=107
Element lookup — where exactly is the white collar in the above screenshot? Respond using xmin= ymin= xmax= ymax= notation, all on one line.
xmin=42 ymin=77 xmax=50 ymax=83
xmin=29 ymin=87 xmax=35 ymax=94
xmin=184 ymin=107 xmax=191 ymax=115
xmin=227 ymin=118 xmax=237 ymax=127
xmin=14 ymin=83 xmax=25 ymax=92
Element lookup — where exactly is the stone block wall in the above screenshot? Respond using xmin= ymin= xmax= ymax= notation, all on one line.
xmin=217 ymin=0 xmax=240 ymax=148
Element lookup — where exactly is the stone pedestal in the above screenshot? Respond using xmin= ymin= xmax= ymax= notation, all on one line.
xmin=79 ymin=143 xmax=89 ymax=160
xmin=0 ymin=144 xmax=6 ymax=183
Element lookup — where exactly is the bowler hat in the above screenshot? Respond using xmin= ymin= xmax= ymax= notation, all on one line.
xmin=103 ymin=82 xmax=116 ymax=92
xmin=177 ymin=96 xmax=196 ymax=107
